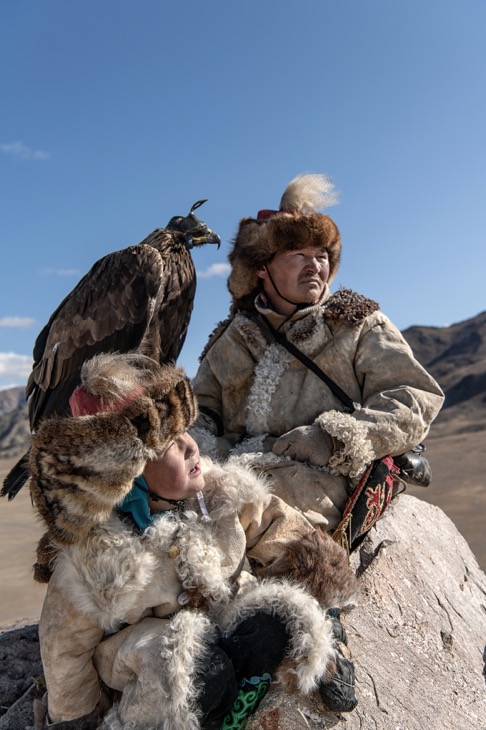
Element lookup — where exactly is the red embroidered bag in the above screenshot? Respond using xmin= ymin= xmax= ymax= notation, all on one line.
xmin=332 ymin=456 xmax=400 ymax=552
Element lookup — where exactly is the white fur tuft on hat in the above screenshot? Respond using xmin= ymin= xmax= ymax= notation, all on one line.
xmin=280 ymin=173 xmax=339 ymax=213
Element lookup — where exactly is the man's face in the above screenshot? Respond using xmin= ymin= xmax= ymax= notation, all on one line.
xmin=143 ymin=433 xmax=205 ymax=505
xmin=257 ymin=246 xmax=330 ymax=314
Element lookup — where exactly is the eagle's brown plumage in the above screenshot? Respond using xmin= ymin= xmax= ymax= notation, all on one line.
xmin=2 ymin=200 xmax=220 ymax=499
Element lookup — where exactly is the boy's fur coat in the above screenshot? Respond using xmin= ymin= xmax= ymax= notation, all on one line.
xmin=31 ymin=358 xmax=358 ymax=729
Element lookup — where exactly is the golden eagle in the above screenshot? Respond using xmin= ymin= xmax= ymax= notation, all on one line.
xmin=2 ymin=199 xmax=220 ymax=499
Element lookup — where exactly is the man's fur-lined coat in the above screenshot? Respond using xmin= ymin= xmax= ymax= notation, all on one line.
xmin=192 ymin=287 xmax=444 ymax=530
xmin=36 ymin=419 xmax=358 ymax=729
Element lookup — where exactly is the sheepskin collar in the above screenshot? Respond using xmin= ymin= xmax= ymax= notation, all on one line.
xmin=324 ymin=288 xmax=379 ymax=323
xmin=256 ymin=287 xmax=379 ymax=330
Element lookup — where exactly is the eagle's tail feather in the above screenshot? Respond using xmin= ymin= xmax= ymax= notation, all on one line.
xmin=1 ymin=451 xmax=30 ymax=500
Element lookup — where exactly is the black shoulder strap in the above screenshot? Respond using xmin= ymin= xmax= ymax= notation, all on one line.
xmin=256 ymin=314 xmax=357 ymax=414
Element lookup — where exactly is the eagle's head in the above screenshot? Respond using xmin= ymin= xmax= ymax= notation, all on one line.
xmin=166 ymin=199 xmax=221 ymax=249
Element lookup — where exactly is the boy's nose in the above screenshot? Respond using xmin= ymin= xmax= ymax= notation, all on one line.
xmin=182 ymin=433 xmax=197 ymax=457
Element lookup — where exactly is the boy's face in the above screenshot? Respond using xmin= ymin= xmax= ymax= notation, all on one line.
xmin=143 ymin=433 xmax=205 ymax=504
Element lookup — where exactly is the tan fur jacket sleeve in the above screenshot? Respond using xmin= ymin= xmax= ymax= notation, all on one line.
xmin=39 ymin=570 xmax=105 ymax=722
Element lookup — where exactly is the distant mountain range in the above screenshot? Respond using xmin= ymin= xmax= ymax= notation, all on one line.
xmin=402 ymin=310 xmax=486 ymax=436
xmin=0 ymin=386 xmax=26 ymax=417
xmin=0 ymin=310 xmax=484 ymax=458
xmin=0 ymin=388 xmax=28 ymax=459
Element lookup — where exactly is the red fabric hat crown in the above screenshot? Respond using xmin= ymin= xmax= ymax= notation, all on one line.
xmin=256 ymin=209 xmax=279 ymax=220
xmin=69 ymin=385 xmax=144 ymax=417
xmin=256 ymin=208 xmax=297 ymax=220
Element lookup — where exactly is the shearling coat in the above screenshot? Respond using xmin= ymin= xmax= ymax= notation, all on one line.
xmin=38 ymin=455 xmax=358 ymax=730
xmin=192 ymin=288 xmax=445 ymax=530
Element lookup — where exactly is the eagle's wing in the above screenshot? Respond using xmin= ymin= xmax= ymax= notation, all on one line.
xmin=27 ymin=243 xmax=166 ymax=429
xmin=144 ymin=250 xmax=197 ymax=364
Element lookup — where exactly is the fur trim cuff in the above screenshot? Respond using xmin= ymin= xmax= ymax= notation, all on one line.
xmin=213 ymin=580 xmax=335 ymax=695
xmin=255 ymin=530 xmax=359 ymax=611
xmin=100 ymin=612 xmax=216 ymax=730
xmin=316 ymin=411 xmax=375 ymax=478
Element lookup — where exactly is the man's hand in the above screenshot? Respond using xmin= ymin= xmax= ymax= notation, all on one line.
xmin=272 ymin=424 xmax=333 ymax=467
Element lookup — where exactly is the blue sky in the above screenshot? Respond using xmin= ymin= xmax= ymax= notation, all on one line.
xmin=1 ymin=0 xmax=485 ymax=389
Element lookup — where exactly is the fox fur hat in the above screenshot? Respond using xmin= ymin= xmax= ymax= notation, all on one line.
xmin=29 ymin=353 xmax=198 ymax=561
xmin=228 ymin=173 xmax=341 ymax=312
xmin=69 ymin=352 xmax=197 ymax=440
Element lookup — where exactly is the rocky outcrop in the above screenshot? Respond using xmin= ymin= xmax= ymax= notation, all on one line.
xmin=0 ymin=622 xmax=42 ymax=730
xmin=1 ymin=495 xmax=485 ymax=729
xmin=0 ymin=388 xmax=26 ymax=418
xmin=0 ymin=403 xmax=29 ymax=459
xmin=247 ymin=495 xmax=486 ymax=729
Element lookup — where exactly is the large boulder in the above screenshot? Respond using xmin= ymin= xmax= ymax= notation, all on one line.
xmin=247 ymin=495 xmax=486 ymax=729
xmin=1 ymin=495 xmax=485 ymax=729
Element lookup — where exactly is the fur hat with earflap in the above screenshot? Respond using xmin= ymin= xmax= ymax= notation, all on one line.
xmin=228 ymin=173 xmax=341 ymax=313
xmin=68 ymin=352 xmax=197 ymax=452
xmin=29 ymin=353 xmax=198 ymax=571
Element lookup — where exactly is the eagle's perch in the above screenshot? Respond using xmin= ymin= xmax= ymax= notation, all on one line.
xmin=2 ymin=199 xmax=220 ymax=500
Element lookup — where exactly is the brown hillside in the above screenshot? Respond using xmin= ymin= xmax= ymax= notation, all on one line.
xmin=402 ymin=310 xmax=486 ymax=435
xmin=0 ymin=387 xmax=26 ymax=417
xmin=0 ymin=403 xmax=29 ymax=459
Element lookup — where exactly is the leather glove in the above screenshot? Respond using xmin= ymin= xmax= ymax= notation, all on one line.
xmin=272 ymin=424 xmax=333 ymax=467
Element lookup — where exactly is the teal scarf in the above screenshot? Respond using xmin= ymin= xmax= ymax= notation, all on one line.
xmin=118 ymin=476 xmax=166 ymax=531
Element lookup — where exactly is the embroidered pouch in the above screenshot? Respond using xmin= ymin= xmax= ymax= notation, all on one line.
xmin=333 ymin=456 xmax=400 ymax=552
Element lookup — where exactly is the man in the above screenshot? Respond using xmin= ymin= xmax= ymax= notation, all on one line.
xmin=191 ymin=173 xmax=444 ymax=532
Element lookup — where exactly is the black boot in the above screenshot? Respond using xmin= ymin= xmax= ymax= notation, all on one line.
xmin=197 ymin=644 xmax=239 ymax=729
xmin=218 ymin=674 xmax=272 ymax=730
xmin=219 ymin=611 xmax=290 ymax=680
xmin=318 ymin=610 xmax=357 ymax=713
xmin=217 ymin=612 xmax=290 ymax=729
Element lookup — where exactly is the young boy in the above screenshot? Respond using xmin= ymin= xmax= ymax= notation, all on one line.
xmin=31 ymin=353 xmax=359 ymax=729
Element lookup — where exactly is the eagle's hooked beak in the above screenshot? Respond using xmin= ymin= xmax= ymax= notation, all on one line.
xmin=188 ymin=227 xmax=221 ymax=249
